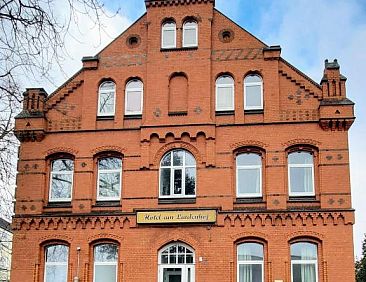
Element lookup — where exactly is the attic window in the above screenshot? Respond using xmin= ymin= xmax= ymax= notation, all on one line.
xmin=219 ymin=29 xmax=234 ymax=43
xmin=126 ymin=35 xmax=141 ymax=48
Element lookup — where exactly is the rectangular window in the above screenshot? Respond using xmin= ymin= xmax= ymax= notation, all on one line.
xmin=97 ymin=157 xmax=122 ymax=201
xmin=237 ymin=167 xmax=261 ymax=196
xmin=49 ymin=159 xmax=74 ymax=202
xmin=216 ymin=86 xmax=234 ymax=110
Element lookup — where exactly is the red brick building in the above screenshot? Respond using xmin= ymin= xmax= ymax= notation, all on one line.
xmin=12 ymin=0 xmax=356 ymax=281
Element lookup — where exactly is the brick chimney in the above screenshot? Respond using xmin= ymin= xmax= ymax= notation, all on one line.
xmin=320 ymin=59 xmax=347 ymax=99
xmin=23 ymin=88 xmax=48 ymax=113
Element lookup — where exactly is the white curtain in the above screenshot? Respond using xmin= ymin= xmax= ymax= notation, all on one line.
xmin=239 ymin=264 xmax=252 ymax=282
xmin=300 ymin=247 xmax=316 ymax=282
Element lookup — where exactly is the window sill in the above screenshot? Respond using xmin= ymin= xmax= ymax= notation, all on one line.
xmin=161 ymin=46 xmax=198 ymax=52
xmin=168 ymin=111 xmax=188 ymax=116
xmin=235 ymin=197 xmax=264 ymax=204
xmin=244 ymin=109 xmax=264 ymax=115
xmin=97 ymin=115 xmax=115 ymax=120
xmin=158 ymin=198 xmax=196 ymax=204
xmin=124 ymin=114 xmax=142 ymax=120
xmin=93 ymin=201 xmax=121 ymax=207
xmin=288 ymin=196 xmax=317 ymax=202
xmin=44 ymin=202 xmax=72 ymax=209
xmin=216 ymin=110 xmax=234 ymax=116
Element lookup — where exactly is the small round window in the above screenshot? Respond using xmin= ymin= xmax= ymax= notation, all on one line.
xmin=219 ymin=29 xmax=234 ymax=43
xmin=126 ymin=35 xmax=141 ymax=48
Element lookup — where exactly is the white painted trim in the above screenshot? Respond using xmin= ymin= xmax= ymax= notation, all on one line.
xmin=182 ymin=21 xmax=198 ymax=47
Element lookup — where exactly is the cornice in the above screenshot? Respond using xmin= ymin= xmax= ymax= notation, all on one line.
xmin=12 ymin=210 xmax=354 ymax=231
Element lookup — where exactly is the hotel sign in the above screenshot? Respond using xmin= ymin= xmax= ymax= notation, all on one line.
xmin=137 ymin=210 xmax=217 ymax=224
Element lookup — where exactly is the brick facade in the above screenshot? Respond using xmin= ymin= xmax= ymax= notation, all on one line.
xmin=12 ymin=0 xmax=356 ymax=281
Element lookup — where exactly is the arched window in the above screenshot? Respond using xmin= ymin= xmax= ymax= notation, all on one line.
xmin=237 ymin=243 xmax=264 ymax=282
xmin=162 ymin=21 xmax=176 ymax=49
xmin=97 ymin=157 xmax=122 ymax=201
xmin=244 ymin=74 xmax=263 ymax=110
xmin=183 ymin=20 xmax=198 ymax=47
xmin=158 ymin=243 xmax=195 ymax=282
xmin=44 ymin=244 xmax=69 ymax=282
xmin=49 ymin=159 xmax=74 ymax=202
xmin=98 ymin=81 xmax=116 ymax=116
xmin=291 ymin=242 xmax=318 ymax=282
xmin=93 ymin=244 xmax=118 ymax=282
xmin=236 ymin=153 xmax=262 ymax=198
xmin=288 ymin=151 xmax=314 ymax=196
xmin=160 ymin=149 xmax=196 ymax=198
xmin=216 ymin=75 xmax=234 ymax=111
xmin=125 ymin=79 xmax=143 ymax=115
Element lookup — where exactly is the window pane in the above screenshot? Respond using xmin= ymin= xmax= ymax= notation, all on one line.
xmin=163 ymin=30 xmax=175 ymax=47
xmin=184 ymin=28 xmax=197 ymax=46
xmin=173 ymin=150 xmax=184 ymax=166
xmin=290 ymin=167 xmax=313 ymax=193
xmin=217 ymin=86 xmax=233 ymax=109
xmin=126 ymin=91 xmax=142 ymax=112
xmin=45 ymin=265 xmax=67 ymax=282
xmin=100 ymin=81 xmax=115 ymax=91
xmin=186 ymin=254 xmax=194 ymax=264
xmin=160 ymin=168 xmax=171 ymax=196
xmin=98 ymin=172 xmax=121 ymax=198
xmin=178 ymin=245 xmax=185 ymax=254
xmin=217 ymin=76 xmax=233 ymax=85
xmin=51 ymin=174 xmax=72 ymax=199
xmin=52 ymin=160 xmax=73 ymax=172
xmin=291 ymin=243 xmax=317 ymax=260
xmin=237 ymin=169 xmax=261 ymax=195
xmin=127 ymin=80 xmax=142 ymax=89
xmin=292 ymin=264 xmax=317 ymax=282
xmin=178 ymin=254 xmax=185 ymax=264
xmin=95 ymin=244 xmax=118 ymax=262
xmin=99 ymin=158 xmax=121 ymax=170
xmin=94 ymin=265 xmax=116 ymax=282
xmin=289 ymin=152 xmax=313 ymax=164
xmin=185 ymin=168 xmax=196 ymax=195
xmin=46 ymin=245 xmax=68 ymax=262
xmin=163 ymin=268 xmax=182 ymax=282
xmin=238 ymin=243 xmax=263 ymax=261
xmin=162 ymin=254 xmax=169 ymax=264
xmin=174 ymin=170 xmax=182 ymax=194
xmin=238 ymin=264 xmax=262 ymax=282
xmin=185 ymin=152 xmax=196 ymax=166
xmin=245 ymin=85 xmax=262 ymax=108
xmin=245 ymin=75 xmax=262 ymax=83
xmin=99 ymin=92 xmax=114 ymax=114
xmin=161 ymin=153 xmax=171 ymax=166
xmin=237 ymin=154 xmax=261 ymax=166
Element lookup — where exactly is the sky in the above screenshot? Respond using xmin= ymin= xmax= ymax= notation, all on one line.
xmin=37 ymin=0 xmax=365 ymax=257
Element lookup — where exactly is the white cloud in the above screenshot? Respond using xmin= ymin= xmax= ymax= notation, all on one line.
xmin=33 ymin=1 xmax=132 ymax=93
xmin=257 ymin=0 xmax=366 ymax=257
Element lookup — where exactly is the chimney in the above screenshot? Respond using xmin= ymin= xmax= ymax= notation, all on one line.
xmin=320 ymin=59 xmax=347 ymax=99
xmin=23 ymin=88 xmax=47 ymax=113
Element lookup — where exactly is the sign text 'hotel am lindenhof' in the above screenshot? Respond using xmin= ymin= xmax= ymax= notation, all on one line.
xmin=137 ymin=210 xmax=217 ymax=224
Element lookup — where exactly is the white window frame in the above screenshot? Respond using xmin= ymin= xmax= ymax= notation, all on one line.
xmin=244 ymin=75 xmax=263 ymax=110
xmin=159 ymin=150 xmax=196 ymax=198
xmin=236 ymin=154 xmax=262 ymax=198
xmin=158 ymin=243 xmax=195 ymax=282
xmin=97 ymin=157 xmax=122 ymax=201
xmin=49 ymin=159 xmax=74 ymax=202
xmin=97 ymin=81 xmax=116 ymax=117
xmin=183 ymin=21 xmax=198 ymax=47
xmin=237 ymin=243 xmax=264 ymax=282
xmin=93 ymin=244 xmax=118 ymax=282
xmin=216 ymin=76 xmax=235 ymax=111
xmin=288 ymin=152 xmax=315 ymax=197
xmin=291 ymin=243 xmax=318 ymax=282
xmin=125 ymin=80 xmax=143 ymax=115
xmin=161 ymin=22 xmax=176 ymax=49
xmin=44 ymin=245 xmax=69 ymax=282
